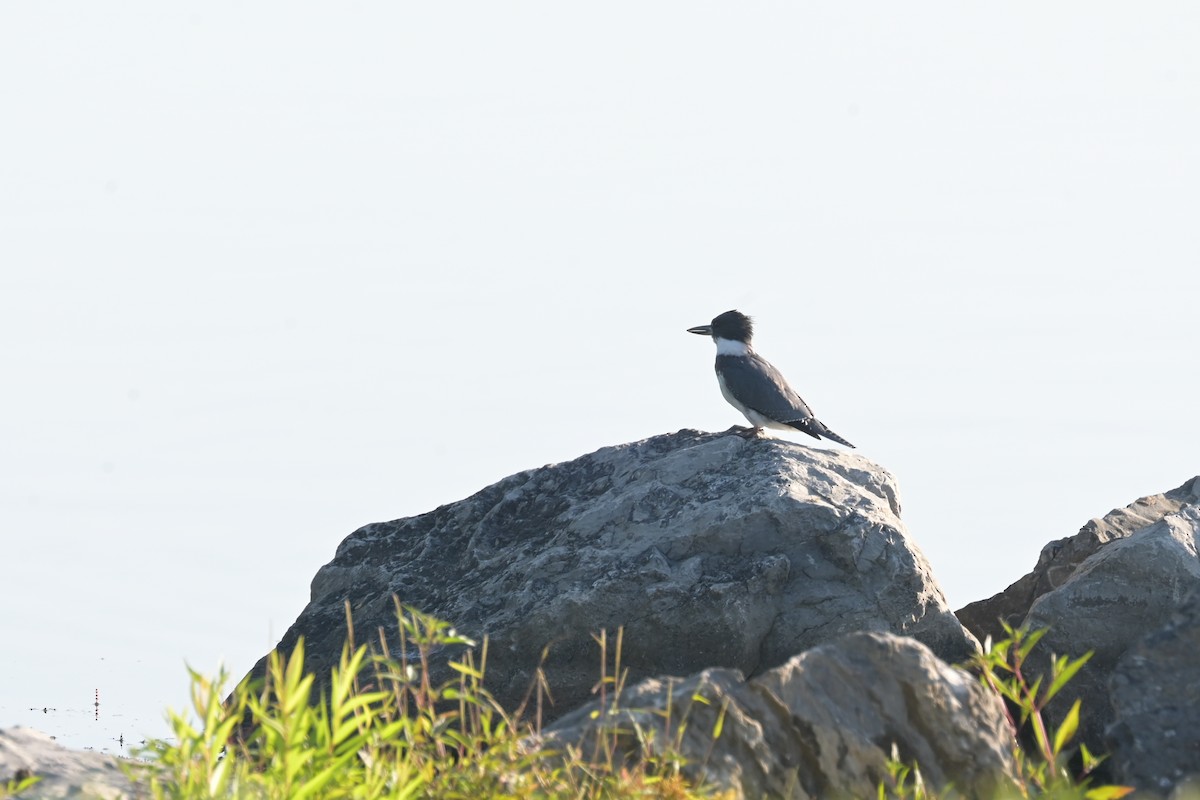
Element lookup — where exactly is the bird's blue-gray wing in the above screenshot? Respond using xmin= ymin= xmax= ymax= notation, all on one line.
xmin=715 ymin=353 xmax=815 ymax=423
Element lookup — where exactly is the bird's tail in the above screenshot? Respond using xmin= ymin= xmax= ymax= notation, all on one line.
xmin=795 ymin=418 xmax=855 ymax=448
xmin=819 ymin=426 xmax=856 ymax=449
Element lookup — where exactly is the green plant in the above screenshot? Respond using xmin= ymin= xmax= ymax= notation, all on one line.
xmin=0 ymin=771 xmax=41 ymax=799
xmin=971 ymin=623 xmax=1132 ymax=799
xmin=880 ymin=624 xmax=1135 ymax=800
xmin=542 ymin=627 xmax=733 ymax=798
xmin=881 ymin=743 xmax=931 ymax=800
xmin=133 ymin=601 xmax=717 ymax=799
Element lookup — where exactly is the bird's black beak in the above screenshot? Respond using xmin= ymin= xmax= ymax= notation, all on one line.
xmin=687 ymin=324 xmax=712 ymax=336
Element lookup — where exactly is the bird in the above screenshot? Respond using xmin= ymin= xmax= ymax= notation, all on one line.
xmin=687 ymin=310 xmax=856 ymax=447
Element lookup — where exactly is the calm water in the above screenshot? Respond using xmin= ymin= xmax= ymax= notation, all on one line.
xmin=0 ymin=598 xmax=283 ymax=759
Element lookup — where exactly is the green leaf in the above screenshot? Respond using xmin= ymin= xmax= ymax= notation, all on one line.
xmin=1052 ymin=698 xmax=1081 ymax=755
xmin=442 ymin=632 xmax=477 ymax=647
xmin=990 ymin=638 xmax=1011 ymax=662
xmin=285 ymin=639 xmax=307 ymax=691
xmin=374 ymin=719 xmax=411 ymax=741
xmin=1030 ymin=712 xmax=1050 ymax=757
xmin=1084 ymin=785 xmax=1136 ymax=800
xmin=7 ymin=774 xmax=42 ymax=795
xmin=1017 ymin=627 xmax=1047 ymax=661
xmin=394 ymin=775 xmax=430 ymax=800
xmin=333 ymin=717 xmax=365 ymax=748
xmin=712 ymin=700 xmax=728 ymax=740
xmin=337 ymin=690 xmax=389 ymax=715
xmin=1027 ymin=673 xmax=1044 ymax=706
xmin=291 ymin=750 xmax=361 ymax=800
xmin=1045 ymin=651 xmax=1093 ymax=705
xmin=283 ymin=673 xmax=316 ymax=715
xmin=1079 ymin=741 xmax=1108 ymax=775
xmin=448 ymin=660 xmax=484 ymax=680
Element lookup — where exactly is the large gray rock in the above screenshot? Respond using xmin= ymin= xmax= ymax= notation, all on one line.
xmin=1108 ymin=593 xmax=1200 ymax=796
xmin=0 ymin=727 xmax=141 ymax=799
xmin=250 ymin=429 xmax=975 ymax=720
xmin=1024 ymin=503 xmax=1200 ymax=758
xmin=957 ymin=477 xmax=1200 ymax=646
xmin=539 ymin=632 xmax=1017 ymax=799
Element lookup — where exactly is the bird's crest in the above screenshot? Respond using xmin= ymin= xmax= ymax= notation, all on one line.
xmin=711 ymin=310 xmax=754 ymax=343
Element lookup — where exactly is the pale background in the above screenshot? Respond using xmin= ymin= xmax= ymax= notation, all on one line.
xmin=2 ymin=3 xmax=1197 ymax=752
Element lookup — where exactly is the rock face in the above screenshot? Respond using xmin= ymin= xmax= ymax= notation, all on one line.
xmin=957 ymin=477 xmax=1200 ymax=646
xmin=1023 ymin=503 xmax=1200 ymax=754
xmin=1107 ymin=594 xmax=1200 ymax=795
xmin=956 ymin=479 xmax=1200 ymax=765
xmin=251 ymin=429 xmax=975 ymax=720
xmin=0 ymin=727 xmax=140 ymax=799
xmin=539 ymin=632 xmax=1017 ymax=800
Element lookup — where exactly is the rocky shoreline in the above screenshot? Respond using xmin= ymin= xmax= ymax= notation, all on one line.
xmin=6 ymin=431 xmax=1198 ymax=798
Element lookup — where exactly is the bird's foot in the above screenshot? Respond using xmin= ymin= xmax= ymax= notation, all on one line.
xmin=727 ymin=425 xmax=765 ymax=439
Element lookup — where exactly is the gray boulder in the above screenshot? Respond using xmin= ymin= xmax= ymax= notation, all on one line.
xmin=957 ymin=477 xmax=1200 ymax=646
xmin=249 ymin=429 xmax=975 ymax=720
xmin=1023 ymin=503 xmax=1200 ymax=756
xmin=0 ymin=727 xmax=141 ymax=799
xmin=1108 ymin=592 xmax=1200 ymax=796
xmin=539 ymin=632 xmax=1018 ymax=800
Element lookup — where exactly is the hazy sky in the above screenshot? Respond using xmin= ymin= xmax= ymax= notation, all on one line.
xmin=3 ymin=3 xmax=1198 ymax=749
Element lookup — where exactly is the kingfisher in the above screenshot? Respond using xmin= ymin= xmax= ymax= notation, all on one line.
xmin=687 ymin=310 xmax=855 ymax=447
